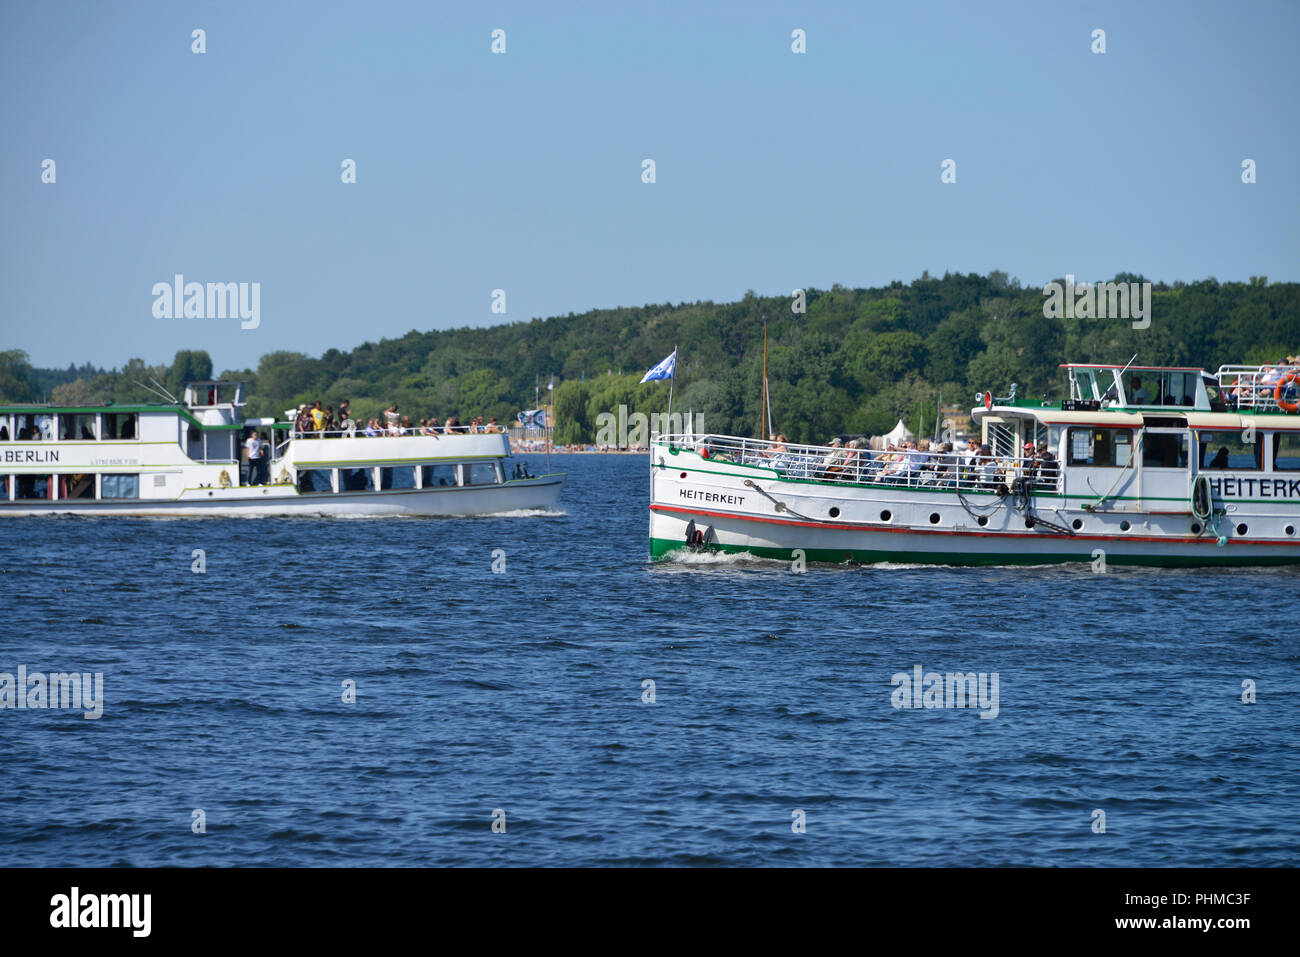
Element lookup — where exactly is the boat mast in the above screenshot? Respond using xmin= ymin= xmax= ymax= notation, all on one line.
xmin=760 ymin=318 xmax=768 ymax=440
xmin=667 ymin=344 xmax=678 ymax=434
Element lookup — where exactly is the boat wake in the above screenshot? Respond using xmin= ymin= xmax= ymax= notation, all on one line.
xmin=659 ymin=549 xmax=767 ymax=566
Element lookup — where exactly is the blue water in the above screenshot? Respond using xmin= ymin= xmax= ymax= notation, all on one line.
xmin=1 ymin=454 xmax=1296 ymax=866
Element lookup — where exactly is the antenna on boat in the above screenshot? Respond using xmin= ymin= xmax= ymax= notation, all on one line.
xmin=134 ymin=377 xmax=179 ymax=405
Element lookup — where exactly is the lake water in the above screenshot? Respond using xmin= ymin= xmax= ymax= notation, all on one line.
xmin=1 ymin=454 xmax=1296 ymax=866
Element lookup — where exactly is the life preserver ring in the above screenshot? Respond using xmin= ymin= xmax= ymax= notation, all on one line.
xmin=984 ymin=391 xmax=993 ymax=411
xmin=1275 ymin=372 xmax=1299 ymax=412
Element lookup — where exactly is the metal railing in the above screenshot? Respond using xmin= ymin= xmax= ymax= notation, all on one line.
xmin=656 ymin=434 xmax=1061 ymax=493
xmin=275 ymin=425 xmax=503 ymax=456
xmin=1216 ymin=364 xmax=1300 ymax=411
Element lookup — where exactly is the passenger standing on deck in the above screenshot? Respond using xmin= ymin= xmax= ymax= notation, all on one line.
xmin=977 ymin=444 xmax=1000 ymax=488
xmin=1036 ymin=441 xmax=1059 ymax=487
xmin=243 ymin=431 xmax=262 ymax=485
xmin=258 ymin=432 xmax=271 ymax=484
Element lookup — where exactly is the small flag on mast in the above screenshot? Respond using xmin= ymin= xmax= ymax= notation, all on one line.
xmin=640 ymin=349 xmax=677 ymax=383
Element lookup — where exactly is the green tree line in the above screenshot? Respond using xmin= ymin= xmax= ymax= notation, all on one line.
xmin=2 ymin=272 xmax=1296 ymax=444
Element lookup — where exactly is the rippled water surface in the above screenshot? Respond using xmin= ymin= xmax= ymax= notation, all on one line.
xmin=1 ymin=454 xmax=1296 ymax=866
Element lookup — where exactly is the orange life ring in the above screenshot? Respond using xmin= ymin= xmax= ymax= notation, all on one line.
xmin=1276 ymin=372 xmax=1299 ymax=413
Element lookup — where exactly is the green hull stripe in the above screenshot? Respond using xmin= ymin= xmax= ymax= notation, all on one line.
xmin=648 ymin=537 xmax=1300 ymax=567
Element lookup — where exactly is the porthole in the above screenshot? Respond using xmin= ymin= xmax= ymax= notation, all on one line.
xmin=977 ymin=516 xmax=988 ymax=527
xmin=1024 ymin=518 xmax=1036 ymax=529
xmin=1190 ymin=522 xmax=1202 ymax=535
xmin=829 ymin=507 xmax=841 ymax=519
xmin=679 ymin=472 xmax=687 ymax=479
xmin=880 ymin=510 xmax=892 ymax=522
xmin=1285 ymin=525 xmax=1296 ymax=536
xmin=929 ymin=512 xmax=941 ymax=525
xmin=1119 ymin=520 xmax=1131 ymax=532
xmin=1236 ymin=523 xmax=1248 ymax=536
xmin=1071 ymin=519 xmax=1083 ymax=531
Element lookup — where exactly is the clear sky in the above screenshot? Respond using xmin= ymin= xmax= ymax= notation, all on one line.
xmin=2 ymin=0 xmax=1297 ymax=373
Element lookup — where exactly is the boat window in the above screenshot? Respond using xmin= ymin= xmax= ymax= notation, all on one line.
xmin=14 ymin=414 xmax=53 ymax=440
xmin=1068 ymin=428 xmax=1132 ymax=467
xmin=0 ymin=416 xmax=9 ymax=440
xmin=102 ymin=413 xmax=138 ymax=440
xmin=338 ymin=467 xmax=374 ymax=492
xmin=1124 ymin=371 xmax=1196 ymax=407
xmin=56 ymin=474 xmax=96 ymax=499
xmin=298 ymin=469 xmax=334 ymax=494
xmin=1196 ymin=430 xmax=1261 ymax=470
xmin=60 ymin=414 xmax=98 ymax=440
xmin=464 ymin=462 xmax=500 ymax=485
xmin=1273 ymin=433 xmax=1300 ymax=471
xmin=15 ymin=475 xmax=52 ymax=499
xmin=101 ymin=474 xmax=139 ymax=499
xmin=421 ymin=464 xmax=458 ymax=487
xmin=380 ymin=466 xmax=416 ymax=490
xmin=1141 ymin=432 xmax=1189 ymax=469
xmin=0 ymin=476 xmax=9 ymax=499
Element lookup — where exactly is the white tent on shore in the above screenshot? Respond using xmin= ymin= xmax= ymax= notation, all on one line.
xmin=881 ymin=418 xmax=914 ymax=447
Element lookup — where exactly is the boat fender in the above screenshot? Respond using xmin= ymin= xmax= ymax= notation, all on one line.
xmin=1190 ymin=474 xmax=1213 ymax=522
xmin=1276 ymin=372 xmax=1299 ymax=413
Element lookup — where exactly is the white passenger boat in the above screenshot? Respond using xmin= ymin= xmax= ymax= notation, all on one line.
xmin=649 ymin=362 xmax=1300 ymax=566
xmin=0 ymin=381 xmax=563 ymax=517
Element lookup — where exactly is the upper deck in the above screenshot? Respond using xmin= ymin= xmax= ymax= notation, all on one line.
xmin=973 ymin=361 xmax=1300 ymax=424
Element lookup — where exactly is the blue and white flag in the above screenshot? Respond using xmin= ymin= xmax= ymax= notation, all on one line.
xmin=640 ymin=349 xmax=677 ymax=383
xmin=517 ymin=408 xmax=547 ymax=430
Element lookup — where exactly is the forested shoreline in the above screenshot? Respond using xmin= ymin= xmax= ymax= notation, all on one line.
xmin=3 ymin=272 xmax=1296 ymax=445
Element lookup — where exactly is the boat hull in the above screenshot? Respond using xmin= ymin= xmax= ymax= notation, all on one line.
xmin=649 ymin=445 xmax=1300 ymax=567
xmin=1 ymin=477 xmax=563 ymax=518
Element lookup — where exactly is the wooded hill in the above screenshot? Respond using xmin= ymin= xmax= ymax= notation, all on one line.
xmin=3 ymin=272 xmax=1295 ymax=445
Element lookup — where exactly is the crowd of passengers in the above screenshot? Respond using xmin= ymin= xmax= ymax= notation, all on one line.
xmin=1224 ymin=356 xmax=1300 ymax=406
xmin=716 ymin=434 xmax=1060 ymax=490
xmin=289 ymin=400 xmax=504 ymax=438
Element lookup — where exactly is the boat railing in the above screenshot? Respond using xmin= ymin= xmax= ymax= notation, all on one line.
xmin=274 ymin=426 xmax=505 ymax=456
xmin=655 ymin=434 xmax=1061 ymax=493
xmin=1215 ymin=363 xmax=1300 ymax=411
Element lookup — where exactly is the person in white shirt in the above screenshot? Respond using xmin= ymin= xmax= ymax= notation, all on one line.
xmin=243 ymin=433 xmax=262 ymax=485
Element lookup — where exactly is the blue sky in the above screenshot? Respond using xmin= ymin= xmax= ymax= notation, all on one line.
xmin=2 ymin=0 xmax=1296 ymax=373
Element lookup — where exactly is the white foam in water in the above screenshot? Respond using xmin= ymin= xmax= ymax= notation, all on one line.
xmin=661 ymin=549 xmax=766 ymax=565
